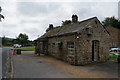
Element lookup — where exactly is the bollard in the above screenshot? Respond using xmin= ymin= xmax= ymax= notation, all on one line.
xmin=17 ymin=49 xmax=21 ymax=55
xmin=13 ymin=49 xmax=16 ymax=55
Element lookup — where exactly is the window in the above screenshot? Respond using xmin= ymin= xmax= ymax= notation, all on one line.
xmin=56 ymin=42 xmax=63 ymax=49
xmin=67 ymin=42 xmax=74 ymax=50
xmin=56 ymin=42 xmax=63 ymax=46
xmin=86 ymin=26 xmax=93 ymax=35
xmin=52 ymin=43 xmax=55 ymax=45
xmin=95 ymin=20 xmax=97 ymax=24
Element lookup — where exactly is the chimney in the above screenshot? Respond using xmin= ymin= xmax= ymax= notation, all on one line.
xmin=49 ymin=24 xmax=53 ymax=29
xmin=72 ymin=14 xmax=78 ymax=23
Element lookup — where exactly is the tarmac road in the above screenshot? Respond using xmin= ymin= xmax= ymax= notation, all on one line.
xmin=13 ymin=51 xmax=119 ymax=78
xmin=13 ymin=51 xmax=72 ymax=78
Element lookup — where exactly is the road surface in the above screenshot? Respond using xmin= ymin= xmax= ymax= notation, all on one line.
xmin=13 ymin=51 xmax=119 ymax=78
xmin=13 ymin=51 xmax=72 ymax=78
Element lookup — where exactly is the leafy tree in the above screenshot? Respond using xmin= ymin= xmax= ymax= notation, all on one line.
xmin=2 ymin=36 xmax=13 ymax=46
xmin=0 ymin=6 xmax=4 ymax=21
xmin=12 ymin=33 xmax=35 ymax=46
xmin=62 ymin=20 xmax=71 ymax=26
xmin=2 ymin=36 xmax=7 ymax=45
xmin=12 ymin=38 xmax=19 ymax=44
xmin=17 ymin=33 xmax=29 ymax=46
xmin=102 ymin=16 xmax=120 ymax=29
xmin=18 ymin=33 xmax=28 ymax=40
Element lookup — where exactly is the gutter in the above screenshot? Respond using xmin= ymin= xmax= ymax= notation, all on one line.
xmin=74 ymin=33 xmax=78 ymax=65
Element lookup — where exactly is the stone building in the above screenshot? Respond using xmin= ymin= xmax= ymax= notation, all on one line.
xmin=36 ymin=15 xmax=110 ymax=65
xmin=105 ymin=26 xmax=120 ymax=48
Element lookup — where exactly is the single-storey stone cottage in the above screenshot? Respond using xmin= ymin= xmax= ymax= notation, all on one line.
xmin=36 ymin=15 xmax=110 ymax=65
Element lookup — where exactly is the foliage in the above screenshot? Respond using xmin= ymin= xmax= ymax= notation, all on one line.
xmin=16 ymin=33 xmax=29 ymax=46
xmin=17 ymin=46 xmax=35 ymax=51
xmin=62 ymin=20 xmax=71 ymax=26
xmin=2 ymin=33 xmax=34 ymax=46
xmin=102 ymin=16 xmax=120 ymax=29
xmin=33 ymin=39 xmax=37 ymax=46
xmin=0 ymin=37 xmax=1 ymax=46
xmin=2 ymin=36 xmax=7 ymax=45
xmin=18 ymin=33 xmax=28 ymax=40
xmin=0 ymin=6 xmax=4 ymax=21
xmin=12 ymin=38 xmax=19 ymax=44
xmin=109 ymin=54 xmax=118 ymax=61
xmin=2 ymin=36 xmax=13 ymax=46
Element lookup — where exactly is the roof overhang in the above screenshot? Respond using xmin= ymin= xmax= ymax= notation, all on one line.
xmin=37 ymin=38 xmax=48 ymax=42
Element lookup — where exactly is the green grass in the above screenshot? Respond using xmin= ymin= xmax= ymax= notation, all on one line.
xmin=109 ymin=54 xmax=118 ymax=61
xmin=17 ymin=46 xmax=35 ymax=51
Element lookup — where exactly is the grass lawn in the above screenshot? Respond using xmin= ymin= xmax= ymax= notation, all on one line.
xmin=109 ymin=54 xmax=118 ymax=61
xmin=17 ymin=46 xmax=35 ymax=51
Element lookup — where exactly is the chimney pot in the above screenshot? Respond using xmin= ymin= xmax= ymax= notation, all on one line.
xmin=72 ymin=14 xmax=78 ymax=23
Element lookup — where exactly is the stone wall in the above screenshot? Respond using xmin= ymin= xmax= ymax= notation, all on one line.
xmin=75 ymin=18 xmax=110 ymax=65
xmin=48 ymin=34 xmax=76 ymax=64
xmin=36 ymin=18 xmax=110 ymax=65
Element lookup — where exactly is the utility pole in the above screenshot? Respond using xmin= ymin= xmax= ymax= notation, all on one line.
xmin=118 ymin=1 xmax=120 ymax=20
xmin=118 ymin=1 xmax=120 ymax=46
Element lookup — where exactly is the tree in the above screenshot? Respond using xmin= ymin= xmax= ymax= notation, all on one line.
xmin=18 ymin=33 xmax=28 ymax=40
xmin=2 ymin=36 xmax=7 ymax=45
xmin=17 ymin=33 xmax=29 ymax=46
xmin=102 ymin=16 xmax=120 ymax=29
xmin=2 ymin=36 xmax=13 ymax=46
xmin=0 ymin=6 xmax=4 ymax=21
xmin=62 ymin=20 xmax=71 ymax=26
xmin=12 ymin=38 xmax=19 ymax=44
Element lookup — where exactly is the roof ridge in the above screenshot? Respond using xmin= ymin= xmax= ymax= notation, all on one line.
xmin=79 ymin=17 xmax=97 ymax=23
xmin=40 ymin=16 xmax=98 ymax=39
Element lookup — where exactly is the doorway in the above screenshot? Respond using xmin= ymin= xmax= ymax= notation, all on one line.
xmin=43 ymin=41 xmax=48 ymax=54
xmin=92 ymin=40 xmax=99 ymax=61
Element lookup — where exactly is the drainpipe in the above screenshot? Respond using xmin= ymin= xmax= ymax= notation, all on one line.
xmin=74 ymin=32 xmax=77 ymax=65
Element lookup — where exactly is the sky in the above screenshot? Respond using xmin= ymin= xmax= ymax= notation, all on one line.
xmin=0 ymin=0 xmax=119 ymax=40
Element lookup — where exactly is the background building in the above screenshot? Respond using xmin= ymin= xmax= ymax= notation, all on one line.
xmin=106 ymin=26 xmax=120 ymax=47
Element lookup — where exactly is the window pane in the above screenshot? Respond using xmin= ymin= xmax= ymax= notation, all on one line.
xmin=67 ymin=42 xmax=74 ymax=50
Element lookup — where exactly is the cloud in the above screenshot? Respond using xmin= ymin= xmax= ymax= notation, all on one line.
xmin=1 ymin=1 xmax=118 ymax=40
xmin=22 ymin=27 xmax=44 ymax=40
xmin=118 ymin=1 xmax=120 ymax=20
xmin=6 ymin=0 xmax=119 ymax=2
xmin=17 ymin=2 xmax=61 ymax=17
xmin=62 ymin=2 xmax=118 ymax=21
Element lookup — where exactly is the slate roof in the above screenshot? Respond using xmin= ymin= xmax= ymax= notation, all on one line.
xmin=40 ymin=17 xmax=97 ymax=39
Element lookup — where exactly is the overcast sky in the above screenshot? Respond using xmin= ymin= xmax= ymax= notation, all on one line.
xmin=0 ymin=0 xmax=119 ymax=40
